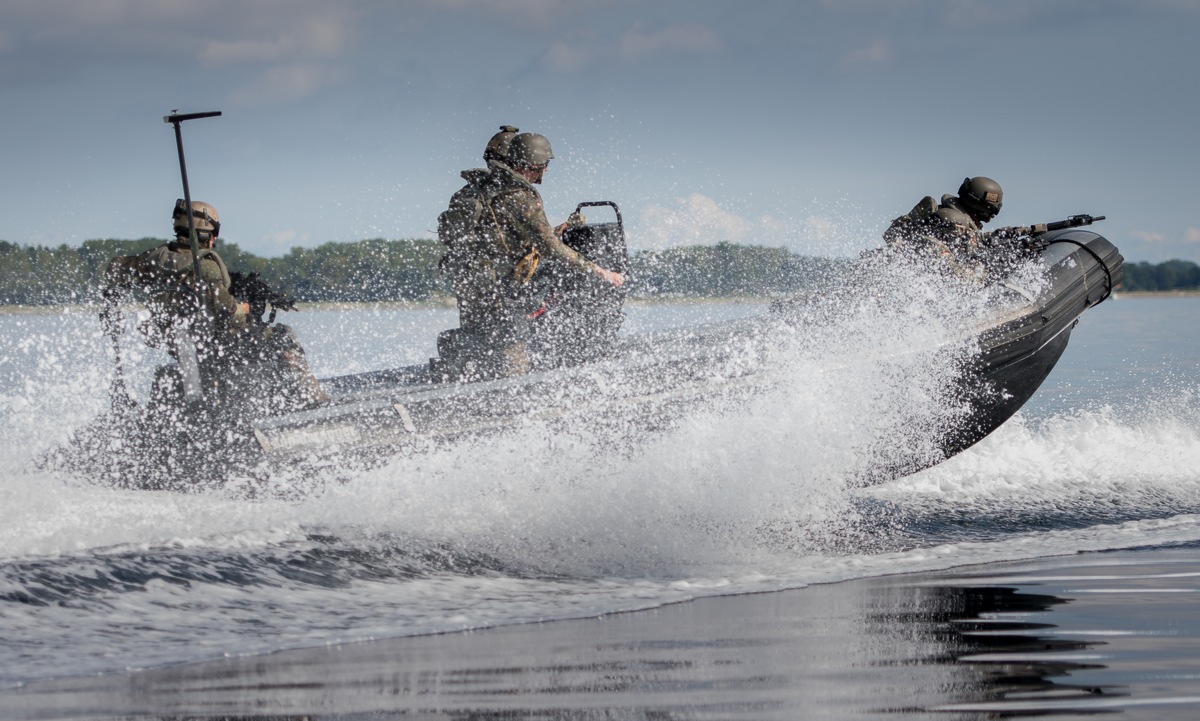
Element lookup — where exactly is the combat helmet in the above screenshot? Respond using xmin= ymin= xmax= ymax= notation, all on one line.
xmin=506 ymin=132 xmax=554 ymax=168
xmin=484 ymin=125 xmax=519 ymax=164
xmin=957 ymin=176 xmax=1003 ymax=222
xmin=172 ymin=199 xmax=221 ymax=242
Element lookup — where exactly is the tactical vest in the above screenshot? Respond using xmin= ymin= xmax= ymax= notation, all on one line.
xmin=141 ymin=242 xmax=231 ymax=287
xmin=885 ymin=196 xmax=981 ymax=254
xmin=882 ymin=197 xmax=988 ymax=283
xmin=123 ymin=242 xmax=232 ymax=350
xmin=439 ymin=179 xmax=499 ymax=253
xmin=131 ymin=243 xmax=229 ymax=312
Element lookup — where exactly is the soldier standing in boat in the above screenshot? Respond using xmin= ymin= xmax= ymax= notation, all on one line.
xmin=883 ymin=176 xmax=1004 ymax=280
xmin=102 ymin=199 xmax=328 ymax=411
xmin=437 ymin=131 xmax=625 ymax=378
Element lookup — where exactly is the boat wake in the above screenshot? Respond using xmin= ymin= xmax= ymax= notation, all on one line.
xmin=4 ymin=261 xmax=1194 ymax=687
xmin=4 ymin=387 xmax=1199 ymax=686
xmin=864 ymin=390 xmax=1200 ymax=541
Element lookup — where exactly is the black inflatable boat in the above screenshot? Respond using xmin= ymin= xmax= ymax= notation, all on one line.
xmin=60 ymin=206 xmax=1123 ymax=490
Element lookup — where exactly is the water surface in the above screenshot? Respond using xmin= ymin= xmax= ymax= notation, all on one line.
xmin=1 ymin=292 xmax=1197 ymax=718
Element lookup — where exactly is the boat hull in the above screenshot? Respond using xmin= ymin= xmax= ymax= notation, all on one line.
xmin=947 ymin=228 xmax=1123 ymax=458
xmin=57 ymin=228 xmax=1124 ymax=490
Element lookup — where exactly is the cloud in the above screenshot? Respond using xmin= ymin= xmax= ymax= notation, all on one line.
xmin=791 ymin=213 xmax=881 ymax=256
xmin=0 ymin=1 xmax=358 ymax=91
xmin=199 ymin=14 xmax=351 ymax=64
xmin=39 ymin=2 xmax=357 ymax=103
xmin=816 ymin=0 xmax=1082 ymax=30
xmin=797 ymin=215 xmax=840 ymax=241
xmin=259 ymin=228 xmax=311 ymax=255
xmin=634 ymin=194 xmax=752 ymax=249
xmin=416 ymin=0 xmax=573 ymax=30
xmin=938 ymin=0 xmax=1036 ymax=28
xmin=1125 ymin=227 xmax=1200 ymax=263
xmin=230 ymin=63 xmax=348 ymax=106
xmin=839 ymin=39 xmax=892 ymax=70
xmin=1150 ymin=0 xmax=1200 ymax=12
xmin=1133 ymin=230 xmax=1167 ymax=243
xmin=540 ymin=22 xmax=722 ymax=74
xmin=618 ymin=23 xmax=724 ymax=60
xmin=630 ymin=195 xmax=878 ymax=255
xmin=542 ymin=40 xmax=594 ymax=74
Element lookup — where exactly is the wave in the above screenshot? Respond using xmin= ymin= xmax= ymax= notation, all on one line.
xmin=3 ymin=286 xmax=1199 ymax=685
xmin=864 ymin=390 xmax=1200 ymax=541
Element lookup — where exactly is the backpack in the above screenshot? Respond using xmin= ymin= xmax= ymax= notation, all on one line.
xmin=108 ymin=241 xmax=230 ymax=300
xmin=111 ymin=243 xmax=231 ymax=345
xmin=883 ymin=196 xmax=939 ymax=247
xmin=437 ymin=179 xmax=490 ymax=254
xmin=437 ymin=171 xmax=537 ymax=282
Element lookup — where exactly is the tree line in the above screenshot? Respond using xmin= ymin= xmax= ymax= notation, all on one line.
xmin=0 ymin=237 xmax=839 ymax=306
xmin=1119 ymin=260 xmax=1200 ymax=293
xmin=1 ymin=237 xmax=1194 ymax=306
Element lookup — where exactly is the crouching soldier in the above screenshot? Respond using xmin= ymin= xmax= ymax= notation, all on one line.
xmin=883 ymin=176 xmax=1004 ymax=282
xmin=101 ymin=199 xmax=328 ymax=415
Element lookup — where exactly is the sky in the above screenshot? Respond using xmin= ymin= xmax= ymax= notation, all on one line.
xmin=2 ymin=0 xmax=1199 ymax=263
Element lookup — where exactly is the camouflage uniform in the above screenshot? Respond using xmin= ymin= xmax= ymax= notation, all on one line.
xmin=104 ymin=240 xmax=247 ymax=359
xmin=438 ymin=160 xmax=598 ymax=376
xmin=883 ymin=194 xmax=986 ymax=281
xmin=104 ymin=239 xmax=326 ymax=411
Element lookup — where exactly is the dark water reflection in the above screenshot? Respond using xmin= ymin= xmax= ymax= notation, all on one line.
xmin=6 ymin=546 xmax=1199 ymax=720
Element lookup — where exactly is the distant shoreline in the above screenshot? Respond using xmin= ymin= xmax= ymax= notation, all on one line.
xmin=1111 ymin=289 xmax=1200 ymax=299
xmin=0 ymin=296 xmax=770 ymax=316
xmin=1 ymin=291 xmax=1193 ymax=315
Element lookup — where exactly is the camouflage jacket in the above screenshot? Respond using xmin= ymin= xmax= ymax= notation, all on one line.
xmin=883 ymin=195 xmax=988 ymax=281
xmin=888 ymin=195 xmax=979 ymax=248
xmin=104 ymin=240 xmax=247 ymax=347
xmin=438 ymin=160 xmax=594 ymax=278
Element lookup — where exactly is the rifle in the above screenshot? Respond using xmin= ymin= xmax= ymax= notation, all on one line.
xmin=987 ymin=214 xmax=1106 ymax=250
xmin=229 ymin=271 xmax=297 ymax=323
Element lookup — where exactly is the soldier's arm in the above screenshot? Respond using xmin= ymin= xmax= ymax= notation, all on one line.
xmin=103 ymin=255 xmax=140 ymax=294
xmin=505 ymin=193 xmax=596 ymax=274
xmin=490 ymin=190 xmax=624 ymax=286
xmin=197 ymin=256 xmax=248 ymax=322
xmin=100 ymin=256 xmax=138 ymax=335
xmin=553 ymin=210 xmax=586 ymax=239
xmin=533 ymin=205 xmax=624 ymax=286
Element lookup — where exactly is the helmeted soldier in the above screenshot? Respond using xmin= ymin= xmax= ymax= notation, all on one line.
xmin=437 ymin=131 xmax=624 ymax=378
xmin=883 ymin=176 xmax=1004 ymax=281
xmin=102 ymin=199 xmax=328 ymax=412
xmin=103 ymin=200 xmax=246 ymax=355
